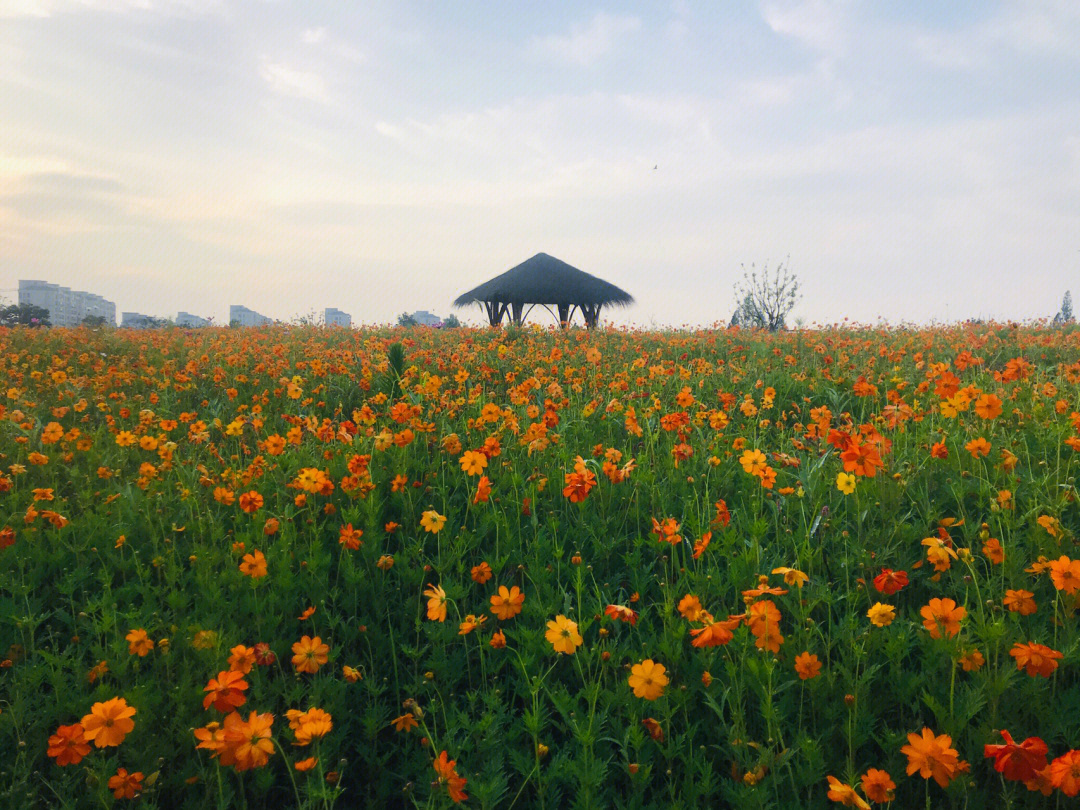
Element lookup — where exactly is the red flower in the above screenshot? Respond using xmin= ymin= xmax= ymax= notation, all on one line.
xmin=873 ymin=569 xmax=908 ymax=595
xmin=983 ymin=730 xmax=1048 ymax=782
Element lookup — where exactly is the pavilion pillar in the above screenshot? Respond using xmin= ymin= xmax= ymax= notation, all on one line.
xmin=511 ymin=302 xmax=524 ymax=326
xmin=557 ymin=304 xmax=570 ymax=328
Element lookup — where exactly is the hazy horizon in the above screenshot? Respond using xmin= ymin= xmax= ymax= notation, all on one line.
xmin=3 ymin=1 xmax=1079 ymax=328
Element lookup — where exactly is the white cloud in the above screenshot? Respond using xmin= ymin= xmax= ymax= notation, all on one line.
xmin=302 ymin=27 xmax=326 ymax=44
xmin=259 ymin=60 xmax=329 ymax=104
xmin=760 ymin=0 xmax=846 ymax=53
xmin=530 ymin=12 xmax=641 ymax=65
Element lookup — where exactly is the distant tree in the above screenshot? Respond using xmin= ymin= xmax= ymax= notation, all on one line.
xmin=81 ymin=315 xmax=110 ymax=327
xmin=730 ymin=258 xmax=800 ymax=331
xmin=0 ymin=303 xmax=51 ymax=327
xmin=291 ymin=310 xmax=322 ymax=326
xmin=442 ymin=313 xmax=461 ymax=329
xmin=397 ymin=312 xmax=418 ymax=327
xmin=1053 ymin=291 xmax=1074 ymax=324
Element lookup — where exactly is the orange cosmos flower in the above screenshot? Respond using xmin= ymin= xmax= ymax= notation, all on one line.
xmin=841 ymin=440 xmax=884 ymax=477
xmin=458 ymin=614 xmax=486 ymax=635
xmin=125 ymin=629 xmax=154 ymax=657
xmin=472 ymin=474 xmax=492 ymax=504
xmin=1049 ymin=556 xmax=1080 ymax=595
xmin=545 ymin=615 xmax=583 ymax=654
xmin=297 ymin=605 xmax=316 ymax=621
xmin=1009 ymin=642 xmax=1063 ymax=677
xmin=292 ymin=707 xmax=332 ymax=745
xmin=108 ymin=768 xmax=144 ymax=800
xmin=489 ymin=629 xmax=506 ymax=648
xmin=294 ymin=757 xmax=317 ymax=771
xmin=692 ymin=531 xmax=712 ymax=559
xmin=981 ymin=537 xmax=1004 ymax=564
xmin=420 ymin=510 xmax=447 ymax=534
xmin=238 ymin=491 xmax=263 ymax=513
xmin=47 ymin=723 xmax=90 ymax=766
xmin=973 ymin=393 xmax=1002 ymax=419
xmin=958 ymin=649 xmax=985 ymax=671
xmin=458 ymin=450 xmax=487 ymax=476
xmin=392 ymin=713 xmax=419 ymax=732
xmin=203 ymin=670 xmax=249 ymax=712
xmin=1003 ymin=589 xmax=1037 ymax=615
xmin=424 ymin=584 xmax=448 ymax=622
xmin=338 ymin=523 xmax=363 ymax=550
xmin=689 ymin=616 xmax=740 ymax=648
xmin=678 ymin=594 xmax=703 ymax=621
xmin=920 ymin=598 xmax=965 ymax=639
xmin=1049 ymin=750 xmax=1080 ymax=797
xmin=627 ymin=659 xmax=669 ymax=700
xmin=227 ymin=645 xmax=256 ymax=674
xmin=901 ymin=727 xmax=961 ymax=788
xmin=772 ymin=566 xmax=809 ymax=587
xmin=219 ymin=710 xmax=275 ymax=772
xmin=291 ymin=635 xmax=329 ymax=674
xmin=604 ymin=604 xmax=638 ymax=626
xmin=964 ymin=437 xmax=991 ymax=458
xmin=860 ymin=768 xmax=895 ymax=803
xmin=433 ymin=750 xmax=469 ymax=804
xmin=825 ymin=776 xmax=870 ymax=808
xmin=239 ymin=550 xmax=267 ymax=579
xmin=930 ymin=441 xmax=948 ymax=459
xmin=490 ymin=585 xmax=525 ymax=620
xmin=737 ymin=448 xmax=765 ymax=476
xmin=982 ymin=730 xmax=1048 ymax=782
xmin=81 ymin=697 xmax=136 ymax=748
xmin=562 ymin=466 xmax=596 ymax=502
xmin=471 ymin=561 xmax=493 ymax=584
xmin=794 ymin=651 xmax=822 ymax=680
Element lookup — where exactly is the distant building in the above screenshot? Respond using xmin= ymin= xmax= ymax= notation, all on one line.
xmin=411 ymin=310 xmax=442 ymax=326
xmin=18 ymin=279 xmax=116 ymax=326
xmin=324 ymin=307 xmax=351 ymax=328
xmin=121 ymin=312 xmax=158 ymax=328
xmin=177 ymin=312 xmax=210 ymax=327
xmin=230 ymin=305 xmax=272 ymax=327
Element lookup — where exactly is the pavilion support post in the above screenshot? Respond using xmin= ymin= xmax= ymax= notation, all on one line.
xmin=557 ymin=304 xmax=570 ymax=329
xmin=511 ymin=302 xmax=524 ymax=326
xmin=583 ymin=304 xmax=601 ymax=329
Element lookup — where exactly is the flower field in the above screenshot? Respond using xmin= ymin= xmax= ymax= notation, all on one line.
xmin=2 ymin=322 xmax=1080 ymax=808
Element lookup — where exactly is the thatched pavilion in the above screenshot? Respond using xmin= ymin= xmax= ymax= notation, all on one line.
xmin=453 ymin=253 xmax=633 ymax=328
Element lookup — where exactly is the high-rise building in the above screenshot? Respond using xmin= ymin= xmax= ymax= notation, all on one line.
xmin=18 ymin=280 xmax=116 ymax=326
xmin=177 ymin=312 xmax=210 ymax=327
xmin=324 ymin=307 xmax=351 ymax=328
xmin=229 ymin=305 xmax=272 ymax=327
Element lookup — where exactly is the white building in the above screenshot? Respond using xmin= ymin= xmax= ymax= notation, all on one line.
xmin=121 ymin=312 xmax=158 ymax=328
xmin=324 ymin=307 xmax=351 ymax=328
xmin=177 ymin=312 xmax=210 ymax=327
xmin=18 ymin=280 xmax=116 ymax=326
xmin=411 ymin=310 xmax=442 ymax=326
xmin=230 ymin=305 xmax=272 ymax=327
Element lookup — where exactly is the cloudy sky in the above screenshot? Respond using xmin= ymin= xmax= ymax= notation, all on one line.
xmin=2 ymin=1 xmax=1079 ymax=327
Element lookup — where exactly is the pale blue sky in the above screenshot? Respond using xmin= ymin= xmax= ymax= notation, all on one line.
xmin=2 ymin=1 xmax=1078 ymax=326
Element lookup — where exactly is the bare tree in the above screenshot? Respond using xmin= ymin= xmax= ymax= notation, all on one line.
xmin=731 ymin=257 xmax=801 ymax=331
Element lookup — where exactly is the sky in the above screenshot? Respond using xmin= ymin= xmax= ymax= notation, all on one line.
xmin=2 ymin=1 xmax=1079 ymax=328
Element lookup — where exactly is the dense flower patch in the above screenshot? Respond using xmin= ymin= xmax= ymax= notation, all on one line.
xmin=1 ymin=322 xmax=1079 ymax=807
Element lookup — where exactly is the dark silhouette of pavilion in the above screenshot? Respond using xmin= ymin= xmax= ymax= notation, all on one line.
xmin=453 ymin=253 xmax=633 ymax=328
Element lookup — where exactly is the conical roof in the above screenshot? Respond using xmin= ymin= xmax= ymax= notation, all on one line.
xmin=453 ymin=253 xmax=633 ymax=308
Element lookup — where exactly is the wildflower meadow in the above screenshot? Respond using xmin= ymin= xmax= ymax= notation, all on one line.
xmin=2 ymin=322 xmax=1080 ymax=808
